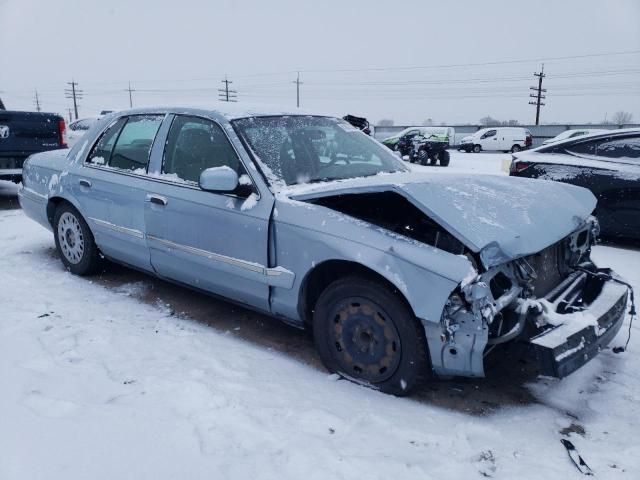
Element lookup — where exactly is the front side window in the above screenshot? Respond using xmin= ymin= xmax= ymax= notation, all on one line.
xmin=482 ymin=130 xmax=497 ymax=139
xmin=163 ymin=115 xmax=244 ymax=184
xmin=233 ymin=116 xmax=407 ymax=187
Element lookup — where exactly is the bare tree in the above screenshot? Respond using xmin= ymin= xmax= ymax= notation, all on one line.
xmin=377 ymin=119 xmax=394 ymax=127
xmin=612 ymin=111 xmax=633 ymax=125
xmin=479 ymin=116 xmax=500 ymax=126
xmin=502 ymin=119 xmax=520 ymax=126
xmin=422 ymin=118 xmax=434 ymax=126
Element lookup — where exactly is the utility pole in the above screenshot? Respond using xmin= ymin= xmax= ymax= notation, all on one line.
xmin=125 ymin=81 xmax=136 ymax=108
xmin=33 ymin=89 xmax=41 ymax=112
xmin=65 ymin=79 xmax=83 ymax=120
xmin=218 ymin=76 xmax=237 ymax=102
xmin=293 ymin=72 xmax=303 ymax=108
xmin=529 ymin=64 xmax=546 ymax=125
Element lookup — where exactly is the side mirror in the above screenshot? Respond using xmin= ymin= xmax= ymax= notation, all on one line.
xmin=199 ymin=166 xmax=239 ymax=192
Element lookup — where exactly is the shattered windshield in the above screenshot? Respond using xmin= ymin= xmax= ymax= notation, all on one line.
xmin=232 ymin=116 xmax=408 ymax=186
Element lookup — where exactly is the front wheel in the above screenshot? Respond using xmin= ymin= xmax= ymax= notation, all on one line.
xmin=313 ymin=276 xmax=430 ymax=396
xmin=417 ymin=149 xmax=429 ymax=166
xmin=439 ymin=150 xmax=451 ymax=166
xmin=473 ymin=144 xmax=482 ymax=153
xmin=53 ymin=203 xmax=101 ymax=275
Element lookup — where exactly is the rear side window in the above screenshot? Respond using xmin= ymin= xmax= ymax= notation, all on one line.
xmin=109 ymin=115 xmax=164 ymax=172
xmin=86 ymin=118 xmax=127 ymax=166
xmin=565 ymin=139 xmax=598 ymax=156
xmin=162 ymin=115 xmax=243 ymax=184
xmin=595 ymin=135 xmax=640 ymax=160
xmin=87 ymin=116 xmax=163 ymax=171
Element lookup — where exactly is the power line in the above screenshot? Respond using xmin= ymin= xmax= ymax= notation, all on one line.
xmin=218 ymin=76 xmax=237 ymax=102
xmin=295 ymin=50 xmax=640 ymax=75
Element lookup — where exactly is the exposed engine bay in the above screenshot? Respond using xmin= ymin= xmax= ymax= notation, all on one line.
xmin=306 ymin=190 xmax=625 ymax=378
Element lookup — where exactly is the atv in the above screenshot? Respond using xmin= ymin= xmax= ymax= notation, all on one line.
xmin=408 ymin=133 xmax=450 ymax=166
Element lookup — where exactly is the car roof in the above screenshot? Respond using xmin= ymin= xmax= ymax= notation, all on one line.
xmin=106 ymin=103 xmax=332 ymax=122
xmin=533 ymin=127 xmax=640 ymax=152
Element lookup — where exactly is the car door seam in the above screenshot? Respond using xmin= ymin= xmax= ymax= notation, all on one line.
xmin=146 ymin=234 xmax=294 ymax=286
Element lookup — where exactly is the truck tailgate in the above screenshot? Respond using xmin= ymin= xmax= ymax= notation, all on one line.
xmin=0 ymin=111 xmax=63 ymax=155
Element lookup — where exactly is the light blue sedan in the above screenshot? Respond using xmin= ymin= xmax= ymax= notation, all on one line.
xmin=19 ymin=106 xmax=629 ymax=395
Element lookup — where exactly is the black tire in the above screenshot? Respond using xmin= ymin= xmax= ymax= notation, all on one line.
xmin=510 ymin=144 xmax=521 ymax=153
xmin=313 ymin=276 xmax=430 ymax=396
xmin=53 ymin=203 xmax=101 ymax=275
xmin=417 ymin=149 xmax=429 ymax=166
xmin=473 ymin=144 xmax=482 ymax=153
xmin=439 ymin=150 xmax=451 ymax=166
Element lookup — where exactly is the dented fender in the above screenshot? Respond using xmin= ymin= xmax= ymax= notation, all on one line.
xmin=268 ymin=197 xmax=475 ymax=329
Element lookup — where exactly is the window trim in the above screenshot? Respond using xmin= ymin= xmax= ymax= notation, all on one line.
xmin=83 ymin=114 xmax=166 ymax=177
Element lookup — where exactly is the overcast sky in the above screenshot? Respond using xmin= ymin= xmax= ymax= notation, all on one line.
xmin=1 ymin=0 xmax=639 ymax=125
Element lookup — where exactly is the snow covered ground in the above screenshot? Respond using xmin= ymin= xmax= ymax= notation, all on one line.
xmin=1 ymin=151 xmax=639 ymax=479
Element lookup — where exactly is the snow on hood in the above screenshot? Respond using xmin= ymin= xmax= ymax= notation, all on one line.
xmin=286 ymin=172 xmax=596 ymax=267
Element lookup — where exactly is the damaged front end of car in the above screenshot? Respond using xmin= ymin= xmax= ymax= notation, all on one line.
xmin=432 ymin=216 xmax=629 ymax=378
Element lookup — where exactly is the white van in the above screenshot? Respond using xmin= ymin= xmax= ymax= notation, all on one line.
xmin=460 ymin=127 xmax=533 ymax=153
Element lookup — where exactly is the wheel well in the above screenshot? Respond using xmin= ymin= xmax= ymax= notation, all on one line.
xmin=298 ymin=260 xmax=415 ymax=328
xmin=46 ymin=197 xmax=70 ymax=226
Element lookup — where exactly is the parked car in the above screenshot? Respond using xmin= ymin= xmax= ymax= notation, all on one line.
xmin=542 ymin=129 xmax=608 ymax=146
xmin=510 ymin=128 xmax=640 ymax=240
xmin=382 ymin=126 xmax=454 ymax=151
xmin=67 ymin=117 xmax=99 ymax=147
xmin=19 ymin=106 xmax=629 ymax=395
xmin=0 ymin=110 xmax=67 ymax=183
xmin=460 ymin=127 xmax=532 ymax=153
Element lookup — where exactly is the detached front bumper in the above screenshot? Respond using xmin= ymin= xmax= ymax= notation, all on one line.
xmin=529 ymin=270 xmax=628 ymax=378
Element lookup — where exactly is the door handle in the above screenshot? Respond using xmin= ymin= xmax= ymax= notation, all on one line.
xmin=79 ymin=179 xmax=92 ymax=188
xmin=146 ymin=194 xmax=168 ymax=206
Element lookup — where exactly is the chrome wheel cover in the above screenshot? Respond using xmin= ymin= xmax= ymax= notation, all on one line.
xmin=57 ymin=212 xmax=85 ymax=264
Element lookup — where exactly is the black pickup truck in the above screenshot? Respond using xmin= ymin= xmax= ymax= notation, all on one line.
xmin=0 ymin=102 xmax=68 ymax=183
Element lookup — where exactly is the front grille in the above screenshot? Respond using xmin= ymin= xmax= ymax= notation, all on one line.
xmin=525 ymin=240 xmax=569 ymax=297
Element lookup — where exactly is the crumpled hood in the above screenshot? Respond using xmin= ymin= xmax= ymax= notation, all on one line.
xmin=285 ymin=171 xmax=596 ymax=267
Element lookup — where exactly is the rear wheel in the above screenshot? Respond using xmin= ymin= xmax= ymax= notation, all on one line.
xmin=53 ymin=203 xmax=101 ymax=275
xmin=510 ymin=144 xmax=521 ymax=153
xmin=473 ymin=144 xmax=482 ymax=153
xmin=313 ymin=276 xmax=430 ymax=396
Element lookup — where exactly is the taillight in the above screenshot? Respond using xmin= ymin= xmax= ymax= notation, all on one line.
xmin=525 ymin=135 xmax=532 ymax=147
xmin=58 ymin=119 xmax=67 ymax=148
xmin=510 ymin=160 xmax=531 ymax=174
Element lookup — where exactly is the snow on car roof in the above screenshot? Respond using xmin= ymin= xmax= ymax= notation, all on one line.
xmin=108 ymin=102 xmax=338 ymax=121
xmin=532 ymin=127 xmax=640 ymax=151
